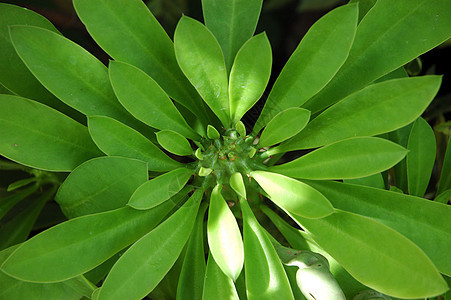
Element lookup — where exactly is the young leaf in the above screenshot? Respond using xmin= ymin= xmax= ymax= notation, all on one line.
xmin=291 ymin=210 xmax=448 ymax=299
xmin=229 ymin=33 xmax=272 ymax=123
xmin=207 ymin=125 xmax=221 ymax=140
xmin=0 ymin=184 xmax=38 ymax=220
xmin=72 ymin=0 xmax=209 ymax=124
xmin=108 ymin=61 xmax=200 ymax=141
xmin=156 ymin=130 xmax=193 ymax=156
xmin=128 ymin=168 xmax=194 ymax=210
xmin=253 ymin=4 xmax=358 ymax=133
xmin=88 ymin=116 xmax=183 ymax=171
xmin=437 ymin=135 xmax=451 ymax=195
xmin=407 ymin=117 xmax=436 ymax=197
xmin=241 ymin=199 xmax=294 ymax=300
xmin=202 ymin=252 xmax=240 ymax=300
xmin=250 ymin=171 xmax=334 ymax=219
xmin=174 ymin=16 xmax=230 ymax=127
xmin=207 ymin=184 xmax=244 ymax=281
xmin=7 ymin=177 xmax=36 ymax=192
xmin=279 ymin=76 xmax=441 ymax=151
xmin=98 ymin=190 xmax=202 ymax=300
xmin=230 ymin=172 xmax=246 ymax=199
xmin=269 ymin=137 xmax=407 ymax=180
xmin=0 ymin=95 xmax=101 ymax=172
xmin=1 ymin=203 xmax=176 ymax=282
xmin=304 ymin=180 xmax=451 ymax=276
xmin=258 ymin=108 xmax=310 ymax=147
xmin=303 ymin=0 xmax=451 ymax=113
xmin=56 ymin=157 xmax=148 ymax=218
xmin=176 ymin=203 xmax=208 ymax=300
xmin=202 ymin=0 xmax=263 ymax=72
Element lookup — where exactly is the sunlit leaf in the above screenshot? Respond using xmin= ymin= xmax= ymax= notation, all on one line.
xmin=156 ymin=130 xmax=193 ymax=156
xmin=202 ymin=252 xmax=239 ymax=300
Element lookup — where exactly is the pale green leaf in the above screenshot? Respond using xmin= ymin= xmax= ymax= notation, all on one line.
xmin=156 ymin=130 xmax=193 ymax=156
xmin=202 ymin=252 xmax=239 ymax=300
xmin=230 ymin=172 xmax=246 ymax=199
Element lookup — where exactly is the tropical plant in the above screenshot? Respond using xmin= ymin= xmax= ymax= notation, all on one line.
xmin=0 ymin=0 xmax=450 ymax=299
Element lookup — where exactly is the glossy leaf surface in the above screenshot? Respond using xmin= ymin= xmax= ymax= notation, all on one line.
xmin=1 ymin=203 xmax=175 ymax=282
xmin=202 ymin=252 xmax=239 ymax=300
xmin=254 ymin=4 xmax=357 ymax=132
xmin=0 ymin=95 xmax=101 ymax=171
xmin=174 ymin=16 xmax=230 ymax=127
xmin=343 ymin=173 xmax=385 ymax=190
xmin=437 ymin=134 xmax=451 ymax=194
xmin=241 ymin=199 xmax=294 ymax=300
xmin=407 ymin=117 xmax=436 ymax=197
xmin=291 ymin=210 xmax=447 ymax=298
xmin=98 ymin=190 xmax=202 ymax=300
xmin=56 ymin=157 xmax=148 ymax=218
xmin=230 ymin=172 xmax=246 ymax=199
xmin=202 ymin=0 xmax=263 ymax=72
xmin=207 ymin=185 xmax=244 ymax=281
xmin=109 ymin=61 xmax=199 ymax=140
xmin=280 ymin=76 xmax=441 ymax=151
xmin=156 ymin=130 xmax=193 ymax=156
xmin=88 ymin=116 xmax=182 ymax=171
xmin=128 ymin=168 xmax=193 ymax=210
xmin=229 ymin=33 xmax=272 ymax=123
xmin=251 ymin=171 xmax=334 ymax=219
xmin=304 ymin=180 xmax=451 ymax=276
xmin=270 ymin=137 xmax=407 ymax=180
xmin=259 ymin=108 xmax=310 ymax=147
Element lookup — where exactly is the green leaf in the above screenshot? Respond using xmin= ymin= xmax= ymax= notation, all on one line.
xmin=279 ymin=76 xmax=441 ymax=151
xmin=98 ymin=190 xmax=202 ymax=300
xmin=388 ymin=123 xmax=414 ymax=193
xmin=269 ymin=137 xmax=407 ymax=180
xmin=303 ymin=0 xmax=451 ymax=113
xmin=435 ymin=189 xmax=451 ymax=204
xmin=7 ymin=177 xmax=36 ymax=192
xmin=176 ymin=203 xmax=208 ymax=300
xmin=88 ymin=116 xmax=183 ymax=171
xmin=229 ymin=33 xmax=272 ymax=123
xmin=56 ymin=156 xmax=148 ymax=218
xmin=108 ymin=61 xmax=199 ymax=141
xmin=207 ymin=184 xmax=244 ymax=281
xmin=303 ymin=180 xmax=451 ymax=277
xmin=343 ymin=173 xmax=385 ymax=190
xmin=290 ymin=210 xmax=448 ymax=299
xmin=72 ymin=0 xmax=209 ymax=124
xmin=0 ymin=184 xmax=38 ymax=220
xmin=438 ymin=136 xmax=451 ymax=195
xmin=407 ymin=117 xmax=436 ymax=197
xmin=174 ymin=16 xmax=230 ymax=127
xmin=0 ymin=95 xmax=101 ymax=172
xmin=202 ymin=0 xmax=263 ymax=72
xmin=250 ymin=171 xmax=334 ymax=219
xmin=230 ymin=172 xmax=246 ymax=199
xmin=241 ymin=199 xmax=294 ymax=300
xmin=349 ymin=0 xmax=377 ymax=22
xmin=202 ymin=252 xmax=239 ymax=300
xmin=156 ymin=130 xmax=193 ymax=156
xmin=128 ymin=168 xmax=193 ymax=210
xmin=207 ymin=125 xmax=220 ymax=140
xmin=1 ymin=203 xmax=175 ymax=282
xmin=254 ymin=4 xmax=358 ymax=133
xmin=259 ymin=108 xmax=310 ymax=148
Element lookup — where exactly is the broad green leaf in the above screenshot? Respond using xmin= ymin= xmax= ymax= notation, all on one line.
xmin=207 ymin=124 xmax=221 ymax=140
xmin=279 ymin=76 xmax=441 ymax=151
xmin=303 ymin=0 xmax=451 ymax=113
xmin=407 ymin=117 xmax=436 ymax=197
xmin=1 ymin=203 xmax=175 ymax=282
xmin=435 ymin=189 xmax=451 ymax=204
xmin=202 ymin=0 xmax=263 ymax=72
xmin=0 ymin=184 xmax=38 ymax=220
xmin=176 ymin=203 xmax=208 ymax=300
xmin=156 ymin=130 xmax=193 ymax=156
xmin=438 ymin=136 xmax=451 ymax=195
xmin=72 ymin=0 xmax=210 ymax=124
xmin=88 ymin=116 xmax=182 ymax=171
xmin=0 ymin=245 xmax=93 ymax=300
xmin=259 ymin=108 xmax=310 ymax=148
xmin=250 ymin=171 xmax=334 ymax=219
xmin=229 ymin=33 xmax=272 ymax=123
xmin=253 ymin=4 xmax=358 ymax=133
xmin=108 ymin=61 xmax=199 ymax=141
xmin=303 ymin=180 xmax=451 ymax=276
xmin=388 ymin=123 xmax=414 ymax=193
xmin=241 ymin=199 xmax=294 ymax=300
xmin=269 ymin=137 xmax=407 ymax=180
xmin=230 ymin=172 xmax=246 ymax=199
xmin=98 ymin=190 xmax=202 ymax=300
xmin=202 ymin=252 xmax=239 ymax=300
xmin=291 ymin=210 xmax=448 ymax=299
xmin=174 ymin=16 xmax=230 ymax=127
xmin=56 ymin=157 xmax=148 ymax=218
xmin=348 ymin=0 xmax=377 ymax=23
xmin=128 ymin=168 xmax=193 ymax=210
xmin=207 ymin=184 xmax=244 ymax=281
xmin=0 ymin=95 xmax=101 ymax=172
xmin=343 ymin=173 xmax=385 ymax=190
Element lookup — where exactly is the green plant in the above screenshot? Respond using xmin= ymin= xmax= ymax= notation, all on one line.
xmin=0 ymin=0 xmax=450 ymax=299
